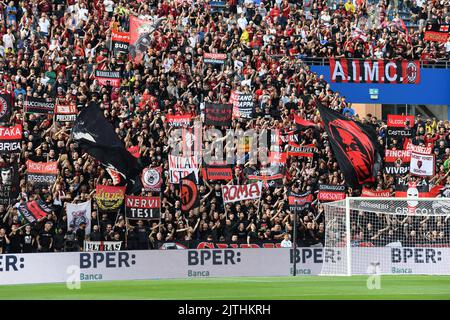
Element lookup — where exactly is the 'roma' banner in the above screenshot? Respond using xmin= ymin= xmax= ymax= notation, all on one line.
xmin=361 ymin=187 xmax=391 ymax=197
xmin=55 ymin=102 xmax=77 ymax=122
xmin=95 ymin=70 xmax=121 ymax=87
xmin=230 ymin=91 xmax=254 ymax=119
xmin=288 ymin=190 xmax=313 ymax=213
xmin=0 ymin=124 xmax=22 ymax=154
xmin=26 ymin=160 xmax=58 ymax=187
xmin=424 ymin=23 xmax=449 ymax=43
xmin=330 ymin=59 xmax=420 ymax=84
xmin=180 ymin=172 xmax=199 ymax=212
xmin=202 ymin=165 xmax=233 ymax=181
xmin=384 ymin=149 xmax=410 ymax=175
xmin=141 ymin=166 xmax=163 ymax=191
xmin=24 ymin=97 xmax=55 ymax=114
xmin=18 ymin=200 xmax=53 ymax=223
xmin=166 ymin=114 xmax=192 ymax=127
xmin=318 ymin=185 xmax=346 ymax=202
xmin=387 ymin=114 xmax=414 ymax=137
xmin=95 ymin=185 xmax=126 ymax=211
xmin=203 ymin=53 xmax=227 ymax=64
xmin=125 ymin=195 xmax=161 ymax=219
xmin=222 ymin=182 xmax=263 ymax=203
xmin=318 ymin=103 xmax=381 ymax=188
xmin=0 ymin=94 xmax=12 ymax=122
xmin=204 ymin=103 xmax=233 ymax=127
xmin=288 ymin=144 xmax=316 ymax=157
xmin=169 ymin=155 xmax=199 ymax=184
xmin=111 ymin=30 xmax=130 ymax=56
xmin=410 ymin=152 xmax=434 ymax=177
xmin=84 ymin=241 xmax=122 ymax=252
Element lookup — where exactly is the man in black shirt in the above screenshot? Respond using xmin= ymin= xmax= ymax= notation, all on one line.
xmin=0 ymin=228 xmax=9 ymax=254
xmin=8 ymin=225 xmax=21 ymax=253
xmin=37 ymin=222 xmax=54 ymax=252
xmin=21 ymin=225 xmax=36 ymax=253
xmin=75 ymin=222 xmax=87 ymax=250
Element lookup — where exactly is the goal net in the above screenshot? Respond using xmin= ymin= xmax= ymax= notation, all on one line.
xmin=320 ymin=198 xmax=450 ymax=276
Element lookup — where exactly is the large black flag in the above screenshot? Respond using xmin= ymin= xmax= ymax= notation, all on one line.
xmin=180 ymin=172 xmax=199 ymax=213
xmin=71 ymin=103 xmax=141 ymax=190
xmin=318 ymin=103 xmax=381 ymax=188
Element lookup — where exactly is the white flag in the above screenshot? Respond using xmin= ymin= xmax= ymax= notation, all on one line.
xmin=410 ymin=152 xmax=435 ymax=177
xmin=67 ymin=200 xmax=92 ymax=235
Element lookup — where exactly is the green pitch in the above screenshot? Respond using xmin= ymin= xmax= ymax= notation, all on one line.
xmin=0 ymin=276 xmax=449 ymax=300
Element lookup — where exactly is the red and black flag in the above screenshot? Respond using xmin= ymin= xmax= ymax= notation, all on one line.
xmin=180 ymin=172 xmax=199 ymax=213
xmin=288 ymin=190 xmax=313 ymax=213
xmin=18 ymin=200 xmax=53 ymax=223
xmin=318 ymin=103 xmax=382 ymax=188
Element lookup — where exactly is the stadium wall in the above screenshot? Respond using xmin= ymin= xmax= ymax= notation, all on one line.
xmin=1 ymin=247 xmax=450 ymax=284
xmin=309 ymin=66 xmax=450 ymax=106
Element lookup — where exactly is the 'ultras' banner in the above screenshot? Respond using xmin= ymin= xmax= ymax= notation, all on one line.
xmin=111 ymin=30 xmax=130 ymax=56
xmin=222 ymin=182 xmax=263 ymax=203
xmin=55 ymin=102 xmax=77 ymax=122
xmin=166 ymin=114 xmax=192 ymax=127
xmin=0 ymin=125 xmax=22 ymax=154
xmin=230 ymin=91 xmax=254 ymax=119
xmin=18 ymin=200 xmax=53 ymax=223
xmin=361 ymin=187 xmax=391 ymax=197
xmin=387 ymin=114 xmax=414 ymax=137
xmin=95 ymin=70 xmax=121 ymax=87
xmin=318 ymin=103 xmax=381 ymax=188
xmin=84 ymin=241 xmax=122 ymax=251
xmin=125 ymin=195 xmax=161 ymax=219
xmin=141 ymin=166 xmax=163 ymax=191
xmin=410 ymin=152 xmax=435 ymax=177
xmin=288 ymin=190 xmax=313 ymax=213
xmin=329 ymin=59 xmax=420 ymax=84
xmin=424 ymin=23 xmax=449 ymax=43
xmin=95 ymin=185 xmax=126 ymax=211
xmin=318 ymin=185 xmax=346 ymax=202
xmin=0 ymin=94 xmax=12 ymax=122
xmin=180 ymin=172 xmax=199 ymax=213
xmin=24 ymin=97 xmax=55 ymax=114
xmin=26 ymin=160 xmax=58 ymax=187
xmin=204 ymin=103 xmax=233 ymax=127
xmin=203 ymin=53 xmax=227 ymax=64
xmin=384 ymin=149 xmax=410 ymax=175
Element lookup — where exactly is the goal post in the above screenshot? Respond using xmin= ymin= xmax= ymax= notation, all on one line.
xmin=320 ymin=197 xmax=450 ymax=276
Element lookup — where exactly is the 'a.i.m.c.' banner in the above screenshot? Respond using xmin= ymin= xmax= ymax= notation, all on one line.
xmin=329 ymin=59 xmax=420 ymax=84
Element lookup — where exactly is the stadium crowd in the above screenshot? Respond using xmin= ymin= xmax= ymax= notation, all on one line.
xmin=0 ymin=0 xmax=449 ymax=254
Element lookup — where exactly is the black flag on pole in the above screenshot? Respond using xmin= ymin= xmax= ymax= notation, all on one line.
xmin=71 ymin=102 xmax=141 ymax=191
xmin=318 ymin=103 xmax=381 ymax=188
xmin=180 ymin=172 xmax=199 ymax=213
